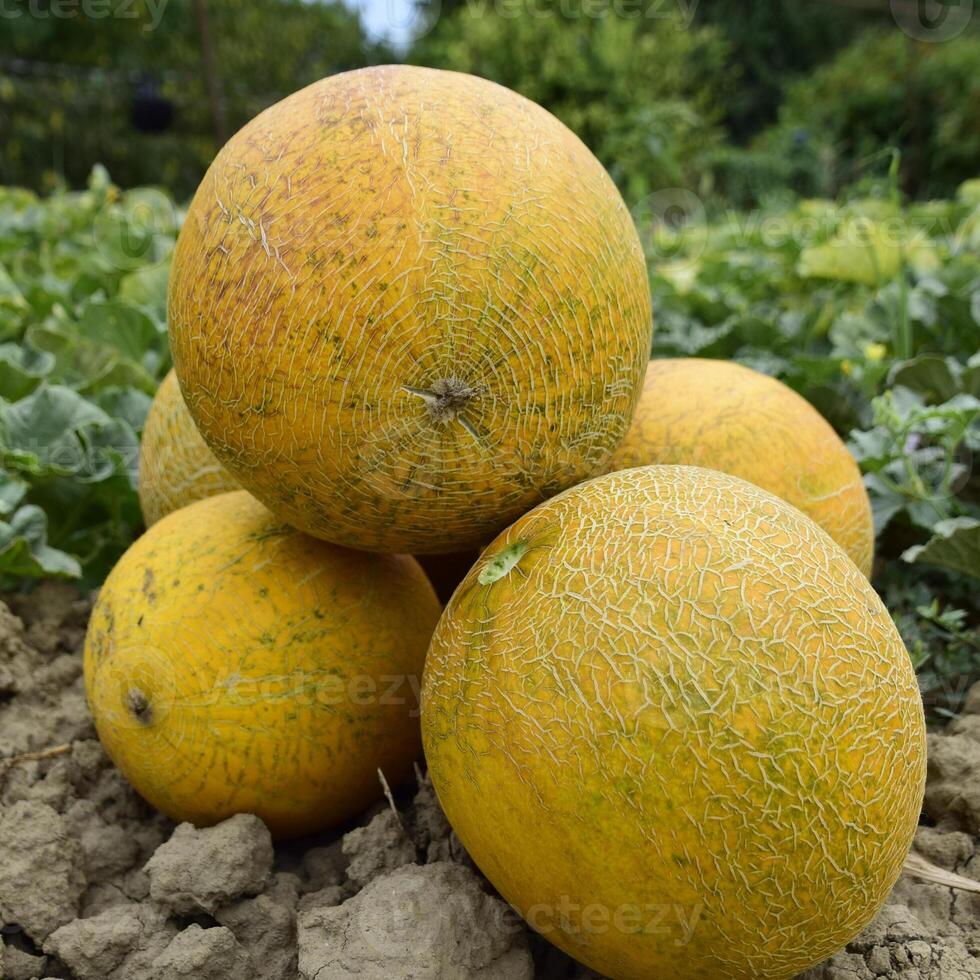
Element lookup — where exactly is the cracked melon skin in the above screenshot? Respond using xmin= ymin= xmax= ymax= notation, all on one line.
xmin=85 ymin=491 xmax=441 ymax=840
xmin=138 ymin=369 xmax=239 ymax=526
xmin=168 ymin=64 xmax=651 ymax=554
xmin=607 ymin=358 xmax=874 ymax=576
xmin=421 ymin=466 xmax=926 ymax=980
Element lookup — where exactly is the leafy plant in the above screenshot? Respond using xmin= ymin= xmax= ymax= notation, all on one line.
xmin=0 ymin=167 xmax=174 ymax=585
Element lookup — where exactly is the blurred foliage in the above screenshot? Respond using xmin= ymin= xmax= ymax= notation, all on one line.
xmin=645 ymin=177 xmax=980 ymax=716
xmin=3 ymin=0 xmax=979 ymax=209
xmin=689 ymin=0 xmax=875 ymax=139
xmin=0 ymin=0 xmax=387 ymax=196
xmin=0 ymin=167 xmax=174 ymax=584
xmin=770 ymin=29 xmax=980 ymax=200
xmin=409 ymin=1 xmax=730 ymax=203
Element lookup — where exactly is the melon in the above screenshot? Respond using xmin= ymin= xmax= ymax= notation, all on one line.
xmin=168 ymin=65 xmax=651 ymax=554
xmin=138 ymin=369 xmax=238 ymax=526
xmin=421 ymin=465 xmax=926 ymax=980
xmin=607 ymin=358 xmax=875 ymax=575
xmin=85 ymin=491 xmax=441 ymax=839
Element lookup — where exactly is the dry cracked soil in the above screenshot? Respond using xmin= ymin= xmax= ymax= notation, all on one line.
xmin=1 ymin=582 xmax=979 ymax=980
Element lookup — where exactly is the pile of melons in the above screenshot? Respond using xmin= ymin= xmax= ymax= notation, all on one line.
xmin=85 ymin=66 xmax=926 ymax=980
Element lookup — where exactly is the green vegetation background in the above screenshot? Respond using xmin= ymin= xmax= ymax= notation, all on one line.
xmin=0 ymin=0 xmax=978 ymax=714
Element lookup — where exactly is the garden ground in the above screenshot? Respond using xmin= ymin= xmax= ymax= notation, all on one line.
xmin=0 ymin=583 xmax=979 ymax=980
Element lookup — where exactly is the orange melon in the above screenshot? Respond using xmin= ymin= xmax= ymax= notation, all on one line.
xmin=138 ymin=369 xmax=238 ymax=526
xmin=168 ymin=65 xmax=651 ymax=554
xmin=607 ymin=359 xmax=874 ymax=575
xmin=85 ymin=491 xmax=440 ymax=839
xmin=422 ymin=465 xmax=925 ymax=980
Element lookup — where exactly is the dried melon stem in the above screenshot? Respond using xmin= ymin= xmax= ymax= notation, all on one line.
xmin=404 ymin=378 xmax=480 ymax=422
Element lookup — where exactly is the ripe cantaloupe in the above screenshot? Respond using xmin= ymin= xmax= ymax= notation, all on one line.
xmin=607 ymin=358 xmax=875 ymax=575
xmin=168 ymin=65 xmax=651 ymax=554
xmin=85 ymin=491 xmax=440 ymax=839
xmin=421 ymin=466 xmax=925 ymax=980
xmin=138 ymin=369 xmax=238 ymax=526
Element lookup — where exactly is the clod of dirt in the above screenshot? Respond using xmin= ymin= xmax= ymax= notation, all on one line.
xmin=408 ymin=772 xmax=471 ymax=866
xmin=0 ymin=587 xmax=93 ymax=760
xmin=7 ymin=582 xmax=90 ymax=658
xmin=0 ymin=800 xmax=86 ymax=942
xmin=342 ymin=808 xmax=417 ymax=888
xmin=298 ymin=844 xmax=344 ymax=894
xmin=146 ymin=924 xmax=254 ymax=979
xmin=924 ymin=687 xmax=980 ymax=834
xmin=2 ymin=941 xmax=48 ymax=980
xmin=44 ymin=903 xmax=177 ymax=980
xmin=215 ymin=873 xmax=300 ymax=980
xmin=296 ymin=861 xmax=534 ymax=980
xmin=145 ymin=814 xmax=273 ymax=915
xmin=798 ymin=901 xmax=980 ymax=978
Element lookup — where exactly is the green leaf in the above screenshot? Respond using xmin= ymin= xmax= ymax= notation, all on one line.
xmin=75 ymin=301 xmax=161 ymax=370
xmin=0 ymin=260 xmax=28 ymax=312
xmin=798 ymin=219 xmax=939 ymax=286
xmin=118 ymin=262 xmax=171 ymax=327
xmin=863 ymin=474 xmax=906 ymax=535
xmin=0 ymin=471 xmax=27 ymax=516
xmin=0 ymin=505 xmax=81 ymax=579
xmin=0 ymin=261 xmax=29 ymax=339
xmin=27 ymin=301 xmax=162 ymax=394
xmin=94 ymin=386 xmax=153 ymax=432
xmin=0 ymin=384 xmax=138 ymax=481
xmin=0 ymin=343 xmax=55 ymax=400
xmin=888 ymin=355 xmax=961 ymax=404
xmin=903 ymin=518 xmax=980 ymax=580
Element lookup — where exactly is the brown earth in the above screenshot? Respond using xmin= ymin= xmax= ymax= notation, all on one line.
xmin=0 ymin=583 xmax=978 ymax=980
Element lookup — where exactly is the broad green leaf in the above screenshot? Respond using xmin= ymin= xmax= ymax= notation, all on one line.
xmin=903 ymin=518 xmax=980 ymax=580
xmin=0 ymin=471 xmax=27 ymax=516
xmin=0 ymin=505 xmax=81 ymax=579
xmin=27 ymin=302 xmax=160 ymax=394
xmin=863 ymin=474 xmax=906 ymax=535
xmin=75 ymin=301 xmax=160 ymax=367
xmin=0 ymin=343 xmax=55 ymax=400
xmin=0 ymin=261 xmax=28 ymax=339
xmin=94 ymin=387 xmax=153 ymax=432
xmin=829 ymin=312 xmax=888 ymax=360
xmin=798 ymin=219 xmax=939 ymax=286
xmin=0 ymin=385 xmax=138 ymax=481
xmin=848 ymin=429 xmax=892 ymax=470
xmin=888 ymin=355 xmax=961 ymax=404
xmin=0 ymin=260 xmax=28 ymax=313
xmin=118 ymin=262 xmax=171 ymax=327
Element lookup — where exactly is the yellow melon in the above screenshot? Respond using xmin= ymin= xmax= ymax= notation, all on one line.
xmin=607 ymin=358 xmax=875 ymax=575
xmin=422 ymin=466 xmax=925 ymax=980
xmin=85 ymin=490 xmax=440 ymax=839
xmin=168 ymin=65 xmax=651 ymax=554
xmin=138 ymin=369 xmax=239 ymax=526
